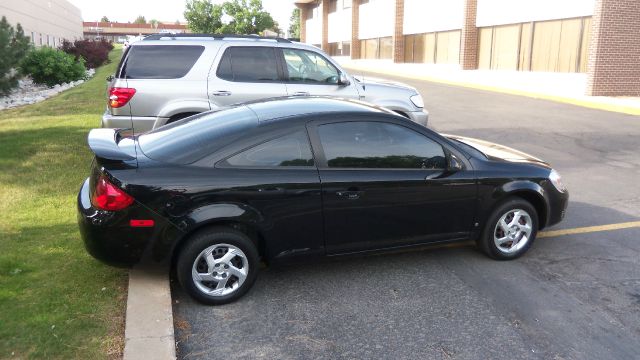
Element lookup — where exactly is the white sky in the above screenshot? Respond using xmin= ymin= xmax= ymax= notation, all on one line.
xmin=69 ymin=0 xmax=296 ymax=30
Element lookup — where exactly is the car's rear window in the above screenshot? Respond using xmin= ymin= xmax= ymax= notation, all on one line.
xmin=119 ymin=45 xmax=204 ymax=79
xmin=138 ymin=106 xmax=258 ymax=164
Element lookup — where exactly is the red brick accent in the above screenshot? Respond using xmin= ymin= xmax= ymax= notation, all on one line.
xmin=459 ymin=0 xmax=478 ymax=70
xmin=393 ymin=0 xmax=405 ymax=63
xmin=586 ymin=0 xmax=640 ymax=96
xmin=351 ymin=2 xmax=360 ymax=59
xmin=321 ymin=1 xmax=329 ymax=52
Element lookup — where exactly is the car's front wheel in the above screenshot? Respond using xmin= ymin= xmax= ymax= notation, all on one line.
xmin=479 ymin=197 xmax=539 ymax=260
xmin=176 ymin=227 xmax=259 ymax=305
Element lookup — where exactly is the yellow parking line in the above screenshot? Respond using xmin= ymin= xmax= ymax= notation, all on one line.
xmin=538 ymin=221 xmax=640 ymax=238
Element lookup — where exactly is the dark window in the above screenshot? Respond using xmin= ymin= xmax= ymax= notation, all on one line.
xmin=328 ymin=0 xmax=338 ymax=13
xmin=225 ymin=131 xmax=314 ymax=167
xmin=138 ymin=106 xmax=258 ymax=164
xmin=318 ymin=122 xmax=446 ymax=169
xmin=216 ymin=47 xmax=280 ymax=82
xmin=119 ymin=45 xmax=204 ymax=79
xmin=283 ymin=48 xmax=339 ymax=84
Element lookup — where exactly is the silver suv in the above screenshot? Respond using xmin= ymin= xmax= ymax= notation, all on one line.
xmin=104 ymin=34 xmax=428 ymax=133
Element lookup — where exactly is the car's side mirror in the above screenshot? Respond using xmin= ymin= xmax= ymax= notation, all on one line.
xmin=338 ymin=73 xmax=351 ymax=86
xmin=448 ymin=153 xmax=464 ymax=172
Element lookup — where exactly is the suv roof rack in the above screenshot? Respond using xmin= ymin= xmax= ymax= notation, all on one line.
xmin=143 ymin=33 xmax=292 ymax=43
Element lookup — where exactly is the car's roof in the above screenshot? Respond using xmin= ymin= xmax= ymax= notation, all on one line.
xmin=242 ymin=97 xmax=396 ymax=123
xmin=132 ymin=36 xmax=320 ymax=52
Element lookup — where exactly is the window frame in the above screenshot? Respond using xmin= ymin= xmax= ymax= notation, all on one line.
xmin=216 ymin=128 xmax=317 ymax=170
xmin=215 ymin=46 xmax=285 ymax=83
xmin=307 ymin=116 xmax=461 ymax=171
xmin=278 ymin=47 xmax=342 ymax=85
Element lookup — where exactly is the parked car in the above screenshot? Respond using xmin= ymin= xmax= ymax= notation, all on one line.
xmin=103 ymin=34 xmax=428 ymax=133
xmin=78 ymin=97 xmax=568 ymax=305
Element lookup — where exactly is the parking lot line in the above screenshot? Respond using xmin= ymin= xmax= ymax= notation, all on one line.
xmin=538 ymin=221 xmax=640 ymax=238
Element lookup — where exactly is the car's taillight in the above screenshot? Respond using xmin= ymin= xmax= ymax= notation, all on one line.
xmin=91 ymin=175 xmax=134 ymax=211
xmin=108 ymin=87 xmax=136 ymax=108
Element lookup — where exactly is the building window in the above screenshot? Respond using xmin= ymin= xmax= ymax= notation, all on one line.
xmin=404 ymin=31 xmax=459 ymax=65
xmin=31 ymin=32 xmax=35 ymax=44
xmin=328 ymin=0 xmax=338 ymax=13
xmin=328 ymin=41 xmax=351 ymax=56
xmin=360 ymin=37 xmax=392 ymax=60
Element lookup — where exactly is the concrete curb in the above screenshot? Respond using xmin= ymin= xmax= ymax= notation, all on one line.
xmin=341 ymin=63 xmax=640 ymax=116
xmin=123 ymin=266 xmax=176 ymax=360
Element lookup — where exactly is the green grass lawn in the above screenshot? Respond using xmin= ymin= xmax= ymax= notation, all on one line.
xmin=0 ymin=49 xmax=128 ymax=359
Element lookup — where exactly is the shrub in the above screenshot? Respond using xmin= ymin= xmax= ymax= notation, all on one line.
xmin=0 ymin=16 xmax=32 ymax=96
xmin=60 ymin=39 xmax=112 ymax=69
xmin=20 ymin=47 xmax=86 ymax=87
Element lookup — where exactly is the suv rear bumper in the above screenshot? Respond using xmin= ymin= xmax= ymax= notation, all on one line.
xmin=102 ymin=112 xmax=167 ymax=133
xmin=406 ymin=109 xmax=429 ymax=127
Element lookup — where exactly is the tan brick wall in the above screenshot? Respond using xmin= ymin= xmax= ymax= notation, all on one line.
xmin=299 ymin=5 xmax=309 ymax=43
xmin=322 ymin=1 xmax=330 ymax=52
xmin=460 ymin=0 xmax=478 ymax=70
xmin=393 ymin=0 xmax=405 ymax=63
xmin=351 ymin=2 xmax=361 ymax=59
xmin=586 ymin=0 xmax=640 ymax=96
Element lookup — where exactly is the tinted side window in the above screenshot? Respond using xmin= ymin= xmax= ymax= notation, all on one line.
xmin=216 ymin=47 xmax=280 ymax=82
xmin=120 ymin=45 xmax=204 ymax=79
xmin=283 ymin=48 xmax=340 ymax=84
xmin=318 ymin=122 xmax=446 ymax=169
xmin=225 ymin=131 xmax=314 ymax=167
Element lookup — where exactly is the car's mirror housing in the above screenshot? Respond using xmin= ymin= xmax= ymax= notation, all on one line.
xmin=339 ymin=73 xmax=351 ymax=86
xmin=448 ymin=153 xmax=464 ymax=172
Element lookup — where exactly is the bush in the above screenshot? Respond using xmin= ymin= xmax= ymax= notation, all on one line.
xmin=60 ymin=39 xmax=112 ymax=69
xmin=0 ymin=16 xmax=32 ymax=96
xmin=20 ymin=47 xmax=86 ymax=87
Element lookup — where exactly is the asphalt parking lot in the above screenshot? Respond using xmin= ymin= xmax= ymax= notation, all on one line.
xmin=172 ymin=74 xmax=640 ymax=359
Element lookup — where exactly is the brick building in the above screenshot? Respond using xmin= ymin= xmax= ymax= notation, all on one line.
xmin=0 ymin=0 xmax=83 ymax=47
xmin=83 ymin=22 xmax=190 ymax=42
xmin=296 ymin=0 xmax=640 ymax=96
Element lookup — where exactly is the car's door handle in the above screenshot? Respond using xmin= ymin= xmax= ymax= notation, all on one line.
xmin=211 ymin=90 xmax=232 ymax=96
xmin=336 ymin=190 xmax=363 ymax=200
xmin=292 ymin=91 xmax=310 ymax=96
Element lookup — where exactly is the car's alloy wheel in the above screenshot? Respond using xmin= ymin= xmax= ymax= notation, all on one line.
xmin=479 ymin=197 xmax=538 ymax=260
xmin=191 ymin=244 xmax=249 ymax=297
xmin=177 ymin=227 xmax=259 ymax=305
xmin=493 ymin=209 xmax=533 ymax=255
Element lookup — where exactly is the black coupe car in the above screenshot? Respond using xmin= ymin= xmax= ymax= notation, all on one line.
xmin=78 ymin=97 xmax=568 ymax=304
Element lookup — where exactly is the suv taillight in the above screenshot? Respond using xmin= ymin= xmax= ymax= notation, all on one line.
xmin=108 ymin=87 xmax=136 ymax=108
xmin=91 ymin=175 xmax=134 ymax=211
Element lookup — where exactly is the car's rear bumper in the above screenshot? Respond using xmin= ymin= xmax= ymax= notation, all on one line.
xmin=101 ymin=112 xmax=167 ymax=133
xmin=406 ymin=109 xmax=429 ymax=127
xmin=77 ymin=178 xmax=160 ymax=267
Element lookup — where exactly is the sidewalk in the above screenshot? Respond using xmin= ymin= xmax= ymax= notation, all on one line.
xmin=336 ymin=58 xmax=640 ymax=116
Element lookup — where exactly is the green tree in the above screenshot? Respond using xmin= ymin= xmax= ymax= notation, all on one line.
xmin=288 ymin=8 xmax=300 ymax=38
xmin=100 ymin=16 xmax=110 ymax=22
xmin=133 ymin=15 xmax=147 ymax=24
xmin=150 ymin=19 xmax=159 ymax=29
xmin=184 ymin=0 xmax=276 ymax=35
xmin=0 ymin=16 xmax=32 ymax=96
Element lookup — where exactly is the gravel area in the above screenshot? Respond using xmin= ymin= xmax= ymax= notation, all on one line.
xmin=0 ymin=68 xmax=96 ymax=110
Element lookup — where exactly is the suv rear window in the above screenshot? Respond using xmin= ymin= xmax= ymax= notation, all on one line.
xmin=119 ymin=45 xmax=204 ymax=79
xmin=138 ymin=106 xmax=258 ymax=164
xmin=216 ymin=47 xmax=280 ymax=82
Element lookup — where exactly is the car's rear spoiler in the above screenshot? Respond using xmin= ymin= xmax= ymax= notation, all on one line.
xmin=87 ymin=128 xmax=137 ymax=161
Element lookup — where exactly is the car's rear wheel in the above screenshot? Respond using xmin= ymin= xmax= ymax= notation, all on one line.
xmin=176 ymin=227 xmax=259 ymax=305
xmin=479 ymin=197 xmax=538 ymax=260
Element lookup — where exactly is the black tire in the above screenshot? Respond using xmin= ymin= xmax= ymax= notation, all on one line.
xmin=478 ymin=197 xmax=539 ymax=260
xmin=176 ymin=227 xmax=259 ymax=305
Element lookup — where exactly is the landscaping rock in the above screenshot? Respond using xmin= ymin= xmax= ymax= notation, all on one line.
xmin=0 ymin=68 xmax=96 ymax=110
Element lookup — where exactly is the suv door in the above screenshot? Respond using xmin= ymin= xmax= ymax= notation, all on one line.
xmin=310 ymin=117 xmax=477 ymax=254
xmin=279 ymin=48 xmax=360 ymax=99
xmin=208 ymin=46 xmax=288 ymax=107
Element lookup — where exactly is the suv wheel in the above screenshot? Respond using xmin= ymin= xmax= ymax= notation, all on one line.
xmin=479 ymin=197 xmax=538 ymax=260
xmin=176 ymin=227 xmax=259 ymax=305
